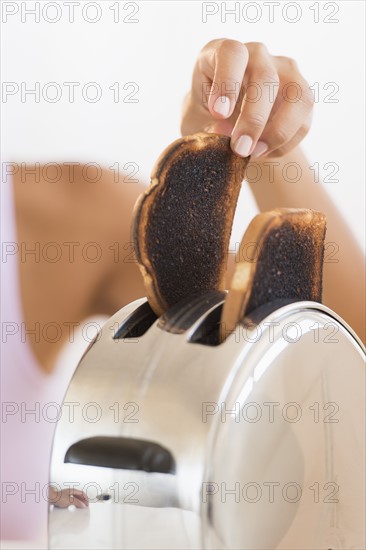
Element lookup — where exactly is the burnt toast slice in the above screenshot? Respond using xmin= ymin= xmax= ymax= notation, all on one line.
xmin=220 ymin=208 xmax=327 ymax=341
xmin=132 ymin=133 xmax=249 ymax=316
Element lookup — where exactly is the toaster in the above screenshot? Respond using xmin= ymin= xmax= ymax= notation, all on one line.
xmin=48 ymin=291 xmax=365 ymax=549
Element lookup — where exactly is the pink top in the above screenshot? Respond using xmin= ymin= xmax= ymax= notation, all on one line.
xmin=1 ymin=177 xmax=76 ymax=540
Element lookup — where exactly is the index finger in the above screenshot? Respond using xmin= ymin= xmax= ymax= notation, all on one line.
xmin=197 ymin=39 xmax=249 ymax=120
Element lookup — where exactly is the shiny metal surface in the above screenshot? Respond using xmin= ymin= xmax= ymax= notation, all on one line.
xmin=49 ymin=295 xmax=365 ymax=549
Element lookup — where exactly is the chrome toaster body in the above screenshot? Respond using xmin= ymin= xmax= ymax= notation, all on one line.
xmin=49 ymin=292 xmax=365 ymax=550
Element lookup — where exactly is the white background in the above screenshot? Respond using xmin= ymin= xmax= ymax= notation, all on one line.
xmin=2 ymin=0 xmax=365 ymax=250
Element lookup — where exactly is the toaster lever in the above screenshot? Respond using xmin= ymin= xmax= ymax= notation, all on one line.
xmin=64 ymin=436 xmax=176 ymax=474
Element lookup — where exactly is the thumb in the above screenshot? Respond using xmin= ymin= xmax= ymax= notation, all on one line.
xmin=204 ymin=119 xmax=234 ymax=136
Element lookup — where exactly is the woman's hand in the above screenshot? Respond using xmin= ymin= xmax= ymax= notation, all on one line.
xmin=48 ymin=486 xmax=89 ymax=509
xmin=181 ymin=39 xmax=314 ymax=159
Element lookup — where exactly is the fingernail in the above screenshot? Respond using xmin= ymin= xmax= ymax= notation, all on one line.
xmin=251 ymin=141 xmax=268 ymax=158
xmin=233 ymin=135 xmax=253 ymax=157
xmin=213 ymin=96 xmax=231 ymax=117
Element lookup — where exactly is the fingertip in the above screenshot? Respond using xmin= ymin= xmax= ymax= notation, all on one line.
xmin=250 ymin=140 xmax=269 ymax=159
xmin=212 ymin=95 xmax=231 ymax=119
xmin=74 ymin=499 xmax=88 ymax=509
xmin=205 ymin=120 xmax=233 ymax=136
xmin=231 ymin=135 xmax=253 ymax=158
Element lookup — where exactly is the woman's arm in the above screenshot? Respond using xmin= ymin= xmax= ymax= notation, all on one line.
xmin=247 ymin=147 xmax=365 ymax=342
xmin=183 ymin=38 xmax=365 ymax=343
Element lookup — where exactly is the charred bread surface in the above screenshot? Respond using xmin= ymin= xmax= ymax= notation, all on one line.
xmin=132 ymin=133 xmax=249 ymax=316
xmin=220 ymin=208 xmax=327 ymax=341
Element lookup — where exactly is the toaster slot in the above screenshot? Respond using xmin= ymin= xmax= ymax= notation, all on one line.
xmin=189 ymin=299 xmax=298 ymax=346
xmin=113 ymin=301 xmax=158 ymax=339
xmin=241 ymin=298 xmax=301 ymax=327
xmin=64 ymin=436 xmax=176 ymax=474
xmin=189 ymin=304 xmax=224 ymax=347
xmin=158 ymin=290 xmax=226 ymax=334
